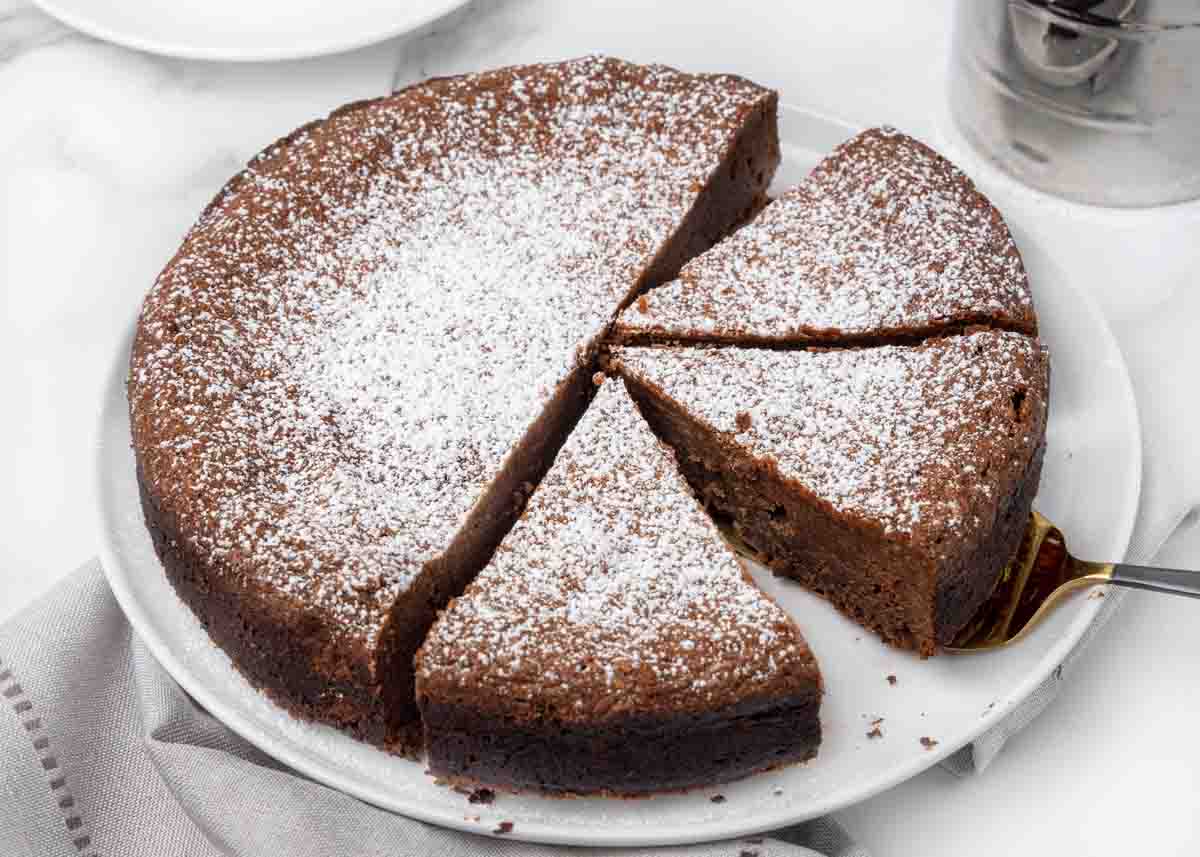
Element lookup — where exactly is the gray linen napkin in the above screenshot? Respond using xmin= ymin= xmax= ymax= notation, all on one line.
xmin=0 ymin=561 xmax=867 ymax=857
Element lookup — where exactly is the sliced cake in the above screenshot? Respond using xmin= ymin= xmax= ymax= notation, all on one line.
xmin=128 ymin=56 xmax=781 ymax=751
xmin=615 ymin=127 xmax=1037 ymax=347
xmin=610 ymin=330 xmax=1049 ymax=656
xmin=415 ymin=378 xmax=823 ymax=796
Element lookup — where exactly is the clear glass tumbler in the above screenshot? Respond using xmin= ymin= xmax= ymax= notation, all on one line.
xmin=949 ymin=0 xmax=1200 ymax=207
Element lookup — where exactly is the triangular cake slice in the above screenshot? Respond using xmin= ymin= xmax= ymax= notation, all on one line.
xmin=610 ymin=330 xmax=1048 ymax=655
xmin=615 ymin=127 xmax=1037 ymax=347
xmin=415 ymin=378 xmax=822 ymax=796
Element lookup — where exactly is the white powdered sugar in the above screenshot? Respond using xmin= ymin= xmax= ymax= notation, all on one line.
xmin=417 ymin=379 xmax=816 ymax=714
xmin=618 ymin=126 xmax=1034 ymax=342
xmin=613 ymin=330 xmax=1048 ymax=540
xmin=128 ymin=57 xmax=771 ymax=645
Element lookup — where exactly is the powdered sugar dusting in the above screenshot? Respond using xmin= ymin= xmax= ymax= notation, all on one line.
xmin=613 ymin=330 xmax=1048 ymax=541
xmin=618 ymin=127 xmax=1035 ymax=342
xmin=128 ymin=56 xmax=771 ymax=649
xmin=417 ymin=380 xmax=818 ymax=717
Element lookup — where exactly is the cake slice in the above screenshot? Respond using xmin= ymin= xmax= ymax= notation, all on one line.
xmin=610 ymin=330 xmax=1049 ymax=655
xmin=415 ymin=378 xmax=822 ymax=796
xmin=129 ymin=57 xmax=781 ymax=752
xmin=615 ymin=127 xmax=1037 ymax=347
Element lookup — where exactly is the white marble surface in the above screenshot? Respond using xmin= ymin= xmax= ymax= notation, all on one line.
xmin=2 ymin=0 xmax=1199 ymax=853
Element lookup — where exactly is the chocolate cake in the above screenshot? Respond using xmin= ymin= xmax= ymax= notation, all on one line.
xmin=128 ymin=56 xmax=780 ymax=751
xmin=415 ymin=378 xmax=822 ymax=795
xmin=610 ymin=330 xmax=1049 ymax=656
xmin=131 ymin=53 xmax=1051 ymax=795
xmin=615 ymin=127 xmax=1037 ymax=348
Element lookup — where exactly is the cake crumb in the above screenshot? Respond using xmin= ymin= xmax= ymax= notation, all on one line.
xmin=468 ymin=787 xmax=496 ymax=805
xmin=593 ymin=371 xmax=606 ymax=386
xmin=493 ymin=820 xmax=514 ymax=835
xmin=886 ymin=674 xmax=898 ymax=686
xmin=866 ymin=726 xmax=883 ymax=739
xmin=1090 ymin=589 xmax=1106 ymax=599
xmin=735 ymin=410 xmax=753 ymax=432
xmin=636 ymin=294 xmax=650 ymax=314
xmin=710 ymin=794 xmax=727 ymax=804
xmin=920 ymin=736 xmax=939 ymax=750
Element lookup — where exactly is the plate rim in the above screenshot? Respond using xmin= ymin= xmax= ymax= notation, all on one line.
xmin=32 ymin=0 xmax=471 ymax=62
xmin=93 ymin=103 xmax=1142 ymax=846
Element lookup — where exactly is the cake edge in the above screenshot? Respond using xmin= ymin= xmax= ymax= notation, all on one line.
xmin=420 ymin=672 xmax=821 ymax=797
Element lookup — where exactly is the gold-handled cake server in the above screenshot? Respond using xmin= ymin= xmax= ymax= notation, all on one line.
xmin=948 ymin=511 xmax=1200 ymax=652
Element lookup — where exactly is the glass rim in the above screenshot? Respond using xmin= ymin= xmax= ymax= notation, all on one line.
xmin=1013 ymin=0 xmax=1200 ymax=39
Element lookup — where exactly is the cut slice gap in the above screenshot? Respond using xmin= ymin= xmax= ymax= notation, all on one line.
xmin=611 ymin=316 xmax=1040 ymax=351
xmin=377 ymin=79 xmax=784 ymax=752
xmin=608 ymin=329 xmax=1049 ymax=656
xmin=626 ymin=90 xmax=780 ymax=301
xmin=376 ymin=356 xmax=601 ymax=749
xmin=415 ymin=378 xmax=822 ymax=796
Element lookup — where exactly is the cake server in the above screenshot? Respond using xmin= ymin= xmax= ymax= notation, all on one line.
xmin=948 ymin=511 xmax=1200 ymax=652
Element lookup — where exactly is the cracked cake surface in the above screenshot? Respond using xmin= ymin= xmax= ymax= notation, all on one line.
xmin=616 ymin=127 xmax=1037 ymax=346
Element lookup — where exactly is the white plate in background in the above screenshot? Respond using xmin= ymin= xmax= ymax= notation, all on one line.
xmin=95 ymin=106 xmax=1141 ymax=845
xmin=35 ymin=0 xmax=469 ymax=62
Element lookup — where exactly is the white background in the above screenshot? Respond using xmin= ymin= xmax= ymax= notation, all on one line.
xmin=2 ymin=0 xmax=1199 ymax=853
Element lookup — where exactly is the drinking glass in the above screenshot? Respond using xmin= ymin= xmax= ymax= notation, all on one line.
xmin=949 ymin=0 xmax=1200 ymax=207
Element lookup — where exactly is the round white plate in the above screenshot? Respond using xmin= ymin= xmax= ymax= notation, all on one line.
xmin=95 ymin=106 xmax=1141 ymax=846
xmin=35 ymin=0 xmax=469 ymax=62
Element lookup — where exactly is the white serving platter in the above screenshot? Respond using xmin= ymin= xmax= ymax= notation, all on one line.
xmin=95 ymin=106 xmax=1141 ymax=846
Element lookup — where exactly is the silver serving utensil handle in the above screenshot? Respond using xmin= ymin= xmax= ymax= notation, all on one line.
xmin=1109 ymin=563 xmax=1200 ymax=599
